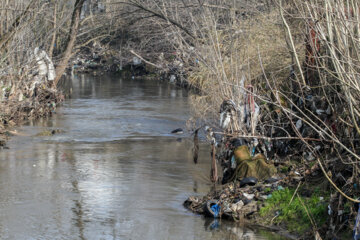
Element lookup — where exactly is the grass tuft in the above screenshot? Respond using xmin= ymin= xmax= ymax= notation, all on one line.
xmin=260 ymin=188 xmax=328 ymax=233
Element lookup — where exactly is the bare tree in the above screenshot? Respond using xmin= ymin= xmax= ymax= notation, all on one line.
xmin=54 ymin=0 xmax=86 ymax=87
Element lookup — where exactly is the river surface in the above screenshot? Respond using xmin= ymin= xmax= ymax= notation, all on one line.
xmin=0 ymin=74 xmax=287 ymax=240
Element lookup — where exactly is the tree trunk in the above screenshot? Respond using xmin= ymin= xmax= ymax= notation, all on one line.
xmin=53 ymin=0 xmax=85 ymax=87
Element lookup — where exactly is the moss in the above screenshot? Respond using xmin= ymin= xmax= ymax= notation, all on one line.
xmin=259 ymin=188 xmax=328 ymax=234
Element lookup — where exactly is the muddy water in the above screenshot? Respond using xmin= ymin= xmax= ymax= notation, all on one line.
xmin=0 ymin=74 xmax=286 ymax=240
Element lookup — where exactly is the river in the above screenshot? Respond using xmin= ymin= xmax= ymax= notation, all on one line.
xmin=0 ymin=74 xmax=287 ymax=239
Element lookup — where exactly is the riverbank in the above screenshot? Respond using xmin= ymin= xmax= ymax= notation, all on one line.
xmin=0 ymin=81 xmax=63 ymax=148
xmin=0 ymin=45 xmax=186 ymax=148
xmin=182 ymin=136 xmax=335 ymax=239
xmin=70 ymin=46 xmax=191 ymax=90
xmin=184 ymin=171 xmax=329 ymax=239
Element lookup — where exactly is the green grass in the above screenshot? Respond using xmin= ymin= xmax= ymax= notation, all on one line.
xmin=259 ymin=188 xmax=327 ymax=233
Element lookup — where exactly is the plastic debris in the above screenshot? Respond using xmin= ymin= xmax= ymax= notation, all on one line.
xmin=132 ymin=56 xmax=142 ymax=65
xmin=230 ymin=200 xmax=244 ymax=212
xmin=328 ymin=205 xmax=332 ymax=215
xmin=296 ymin=119 xmax=302 ymax=130
xmin=231 ymin=155 xmax=236 ymax=169
xmin=304 ymin=152 xmax=315 ymax=161
xmin=169 ymin=74 xmax=176 ymax=83
xmin=34 ymin=47 xmax=55 ymax=81
xmin=243 ymin=193 xmax=255 ymax=200
xmin=326 ymin=105 xmax=331 ymax=115
xmin=219 ymin=100 xmax=236 ymax=130
xmin=260 ymin=195 xmax=268 ymax=200
xmin=316 ymin=109 xmax=325 ymax=115
xmin=211 ymin=204 xmax=221 ymax=218
xmin=251 ymin=139 xmax=259 ymax=156
xmin=203 ymin=200 xmax=222 ymax=218
xmin=240 ymin=177 xmax=258 ymax=188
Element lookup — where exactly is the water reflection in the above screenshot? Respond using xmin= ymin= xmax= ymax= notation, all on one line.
xmin=0 ymin=74 xmax=288 ymax=239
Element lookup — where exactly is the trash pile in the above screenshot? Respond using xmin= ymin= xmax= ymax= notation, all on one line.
xmin=0 ymin=48 xmax=64 ymax=147
xmin=184 ymin=176 xmax=286 ymax=221
xmin=185 ymin=94 xmax=287 ymax=220
xmin=184 ymin=81 xmax=360 ymax=237
xmin=0 ymin=82 xmax=63 ymax=141
xmin=184 ymin=128 xmax=303 ymax=223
